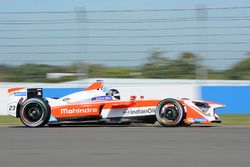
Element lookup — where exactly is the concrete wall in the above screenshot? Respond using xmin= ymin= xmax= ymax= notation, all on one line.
xmin=201 ymin=86 xmax=250 ymax=114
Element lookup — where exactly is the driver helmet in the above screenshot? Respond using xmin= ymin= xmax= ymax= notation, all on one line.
xmin=107 ymin=89 xmax=120 ymax=100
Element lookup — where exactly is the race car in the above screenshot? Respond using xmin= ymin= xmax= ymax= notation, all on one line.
xmin=7 ymin=80 xmax=224 ymax=127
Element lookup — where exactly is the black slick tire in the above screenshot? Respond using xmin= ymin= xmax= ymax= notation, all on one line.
xmin=19 ymin=98 xmax=50 ymax=127
xmin=156 ymin=98 xmax=184 ymax=127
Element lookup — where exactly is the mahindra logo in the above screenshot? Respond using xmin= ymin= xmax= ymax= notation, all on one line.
xmin=61 ymin=108 xmax=97 ymax=114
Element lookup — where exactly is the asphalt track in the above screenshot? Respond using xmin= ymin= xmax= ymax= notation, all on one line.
xmin=0 ymin=125 xmax=249 ymax=167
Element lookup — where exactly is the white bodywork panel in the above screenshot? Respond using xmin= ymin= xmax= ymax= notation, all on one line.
xmin=46 ymin=89 xmax=107 ymax=107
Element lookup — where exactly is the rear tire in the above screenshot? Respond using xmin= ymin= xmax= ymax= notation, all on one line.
xmin=19 ymin=98 xmax=50 ymax=127
xmin=156 ymin=98 xmax=184 ymax=127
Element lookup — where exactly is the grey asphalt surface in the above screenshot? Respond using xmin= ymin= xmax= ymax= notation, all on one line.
xmin=0 ymin=125 xmax=249 ymax=167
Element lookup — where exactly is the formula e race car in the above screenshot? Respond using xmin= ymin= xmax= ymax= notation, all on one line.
xmin=7 ymin=80 xmax=224 ymax=127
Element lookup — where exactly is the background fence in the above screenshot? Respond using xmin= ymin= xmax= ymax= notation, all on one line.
xmin=1 ymin=5 xmax=250 ymax=81
xmin=1 ymin=4 xmax=250 ymax=115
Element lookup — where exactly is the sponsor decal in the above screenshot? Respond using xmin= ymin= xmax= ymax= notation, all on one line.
xmin=13 ymin=92 xmax=26 ymax=96
xmin=192 ymin=118 xmax=207 ymax=122
xmin=60 ymin=108 xmax=98 ymax=115
xmin=52 ymin=105 xmax=100 ymax=118
xmin=91 ymin=96 xmax=112 ymax=101
xmin=123 ymin=107 xmax=156 ymax=116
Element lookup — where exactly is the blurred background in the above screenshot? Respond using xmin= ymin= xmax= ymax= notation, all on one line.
xmin=1 ymin=0 xmax=250 ymax=115
xmin=0 ymin=0 xmax=250 ymax=83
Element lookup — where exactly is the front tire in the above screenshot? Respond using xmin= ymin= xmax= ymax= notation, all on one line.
xmin=156 ymin=98 xmax=184 ymax=127
xmin=19 ymin=98 xmax=50 ymax=127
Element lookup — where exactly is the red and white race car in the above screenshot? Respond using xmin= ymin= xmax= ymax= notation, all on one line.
xmin=8 ymin=80 xmax=224 ymax=127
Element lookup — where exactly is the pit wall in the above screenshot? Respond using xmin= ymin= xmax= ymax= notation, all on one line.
xmin=201 ymin=86 xmax=250 ymax=114
xmin=1 ymin=79 xmax=250 ymax=115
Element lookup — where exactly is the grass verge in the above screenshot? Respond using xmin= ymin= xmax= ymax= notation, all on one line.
xmin=0 ymin=115 xmax=22 ymax=125
xmin=0 ymin=115 xmax=249 ymax=126
xmin=220 ymin=114 xmax=250 ymax=125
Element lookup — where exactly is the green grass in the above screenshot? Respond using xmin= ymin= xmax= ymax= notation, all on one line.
xmin=0 ymin=115 xmax=249 ymax=126
xmin=0 ymin=115 xmax=22 ymax=125
xmin=220 ymin=114 xmax=250 ymax=125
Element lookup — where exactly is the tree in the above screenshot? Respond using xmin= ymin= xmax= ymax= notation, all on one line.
xmin=141 ymin=50 xmax=170 ymax=78
xmin=172 ymin=52 xmax=197 ymax=79
xmin=141 ymin=51 xmax=198 ymax=79
xmin=224 ymin=54 xmax=250 ymax=80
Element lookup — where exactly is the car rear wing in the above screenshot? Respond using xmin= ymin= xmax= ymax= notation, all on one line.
xmin=8 ymin=88 xmax=43 ymax=117
xmin=8 ymin=88 xmax=27 ymax=117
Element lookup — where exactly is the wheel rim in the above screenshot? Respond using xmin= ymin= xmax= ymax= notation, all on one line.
xmin=159 ymin=105 xmax=180 ymax=124
xmin=22 ymin=102 xmax=45 ymax=125
xmin=161 ymin=106 xmax=178 ymax=121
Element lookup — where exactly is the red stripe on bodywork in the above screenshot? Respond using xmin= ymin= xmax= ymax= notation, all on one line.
xmin=102 ymin=100 xmax=160 ymax=109
xmin=8 ymin=87 xmax=24 ymax=93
